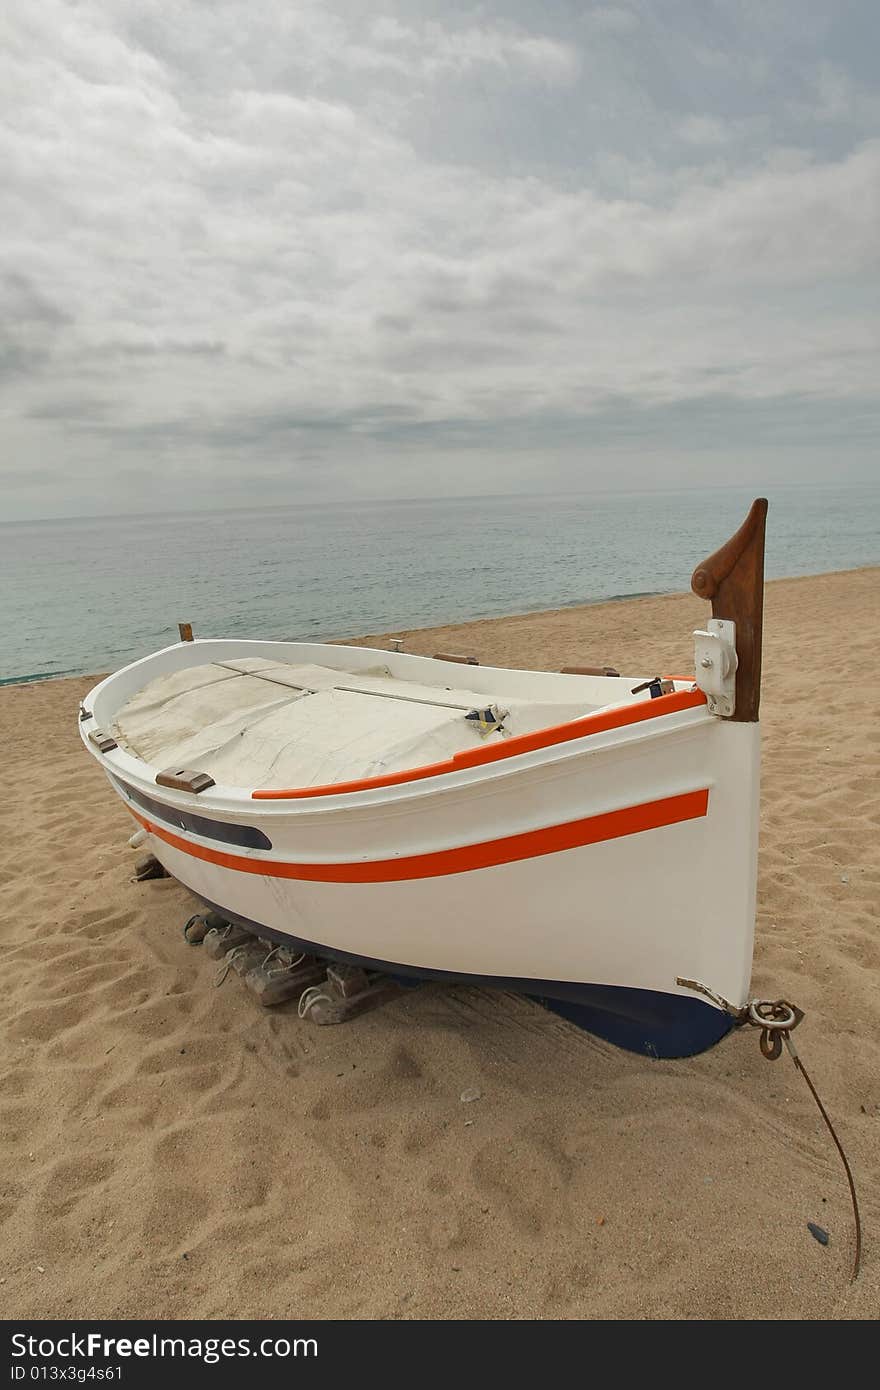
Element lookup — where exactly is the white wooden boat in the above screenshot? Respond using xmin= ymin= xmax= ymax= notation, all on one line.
xmin=80 ymin=500 xmax=767 ymax=1056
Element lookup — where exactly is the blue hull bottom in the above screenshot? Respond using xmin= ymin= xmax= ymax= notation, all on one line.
xmin=200 ymin=895 xmax=734 ymax=1059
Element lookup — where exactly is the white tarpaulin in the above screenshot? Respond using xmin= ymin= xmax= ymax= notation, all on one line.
xmin=112 ymin=658 xmax=595 ymax=790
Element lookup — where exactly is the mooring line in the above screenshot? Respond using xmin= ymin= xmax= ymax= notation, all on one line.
xmin=678 ymin=979 xmax=862 ymax=1283
xmin=785 ymin=1039 xmax=862 ymax=1282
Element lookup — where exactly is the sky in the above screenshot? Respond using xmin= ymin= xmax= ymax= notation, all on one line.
xmin=1 ymin=1 xmax=878 ymax=519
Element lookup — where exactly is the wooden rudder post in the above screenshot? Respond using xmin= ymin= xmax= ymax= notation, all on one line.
xmin=691 ymin=498 xmax=767 ymax=722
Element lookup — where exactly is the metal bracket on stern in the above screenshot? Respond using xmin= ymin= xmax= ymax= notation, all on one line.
xmin=693 ymin=618 xmax=738 ymax=718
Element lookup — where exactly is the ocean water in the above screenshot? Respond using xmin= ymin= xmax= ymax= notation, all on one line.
xmin=1 ymin=483 xmax=878 ymax=684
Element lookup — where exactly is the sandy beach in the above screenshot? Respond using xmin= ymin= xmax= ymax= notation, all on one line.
xmin=1 ymin=566 xmax=877 ymax=1320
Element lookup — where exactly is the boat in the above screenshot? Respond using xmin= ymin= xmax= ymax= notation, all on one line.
xmin=79 ymin=499 xmax=768 ymax=1057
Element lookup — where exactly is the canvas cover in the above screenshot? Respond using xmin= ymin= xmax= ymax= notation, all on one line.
xmin=111 ymin=658 xmax=595 ymax=791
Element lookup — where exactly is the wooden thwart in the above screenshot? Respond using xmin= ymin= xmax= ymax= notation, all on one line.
xmin=433 ymin=651 xmax=479 ymax=665
xmin=560 ymin=665 xmax=620 ymax=677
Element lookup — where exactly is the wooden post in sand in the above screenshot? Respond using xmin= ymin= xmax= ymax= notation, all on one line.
xmin=691 ymin=498 xmax=767 ymax=722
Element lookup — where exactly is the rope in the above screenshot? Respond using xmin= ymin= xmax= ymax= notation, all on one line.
xmin=214 ymin=944 xmax=250 ymax=987
xmin=748 ymin=1000 xmax=861 ymax=1283
xmin=678 ymin=979 xmax=862 ymax=1284
xmin=298 ymin=985 xmax=333 ymax=1020
xmin=259 ymin=946 xmax=305 ymax=976
xmin=792 ymin=1048 xmax=862 ymax=1282
xmin=182 ymin=914 xmax=207 ymax=944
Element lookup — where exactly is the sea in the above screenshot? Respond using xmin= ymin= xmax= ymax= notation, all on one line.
xmin=1 ymin=482 xmax=878 ymax=684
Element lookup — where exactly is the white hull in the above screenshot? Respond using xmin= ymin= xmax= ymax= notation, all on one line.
xmin=80 ymin=636 xmax=760 ymax=1053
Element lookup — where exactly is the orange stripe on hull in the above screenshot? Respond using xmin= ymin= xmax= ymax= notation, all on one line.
xmin=130 ymin=788 xmax=709 ymax=884
xmin=252 ymin=687 xmax=706 ymax=800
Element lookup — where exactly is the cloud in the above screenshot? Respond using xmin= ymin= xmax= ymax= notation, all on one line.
xmin=678 ymin=115 xmax=734 ymax=147
xmin=1 ymin=1 xmax=878 ymax=516
xmin=363 ymin=18 xmax=581 ymax=84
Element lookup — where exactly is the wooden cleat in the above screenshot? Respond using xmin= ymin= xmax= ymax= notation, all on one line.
xmin=185 ymin=909 xmax=233 ymax=943
xmin=182 ymin=913 xmax=212 ymax=944
xmin=203 ymin=922 xmax=256 ymax=959
xmin=132 ymin=853 xmax=169 ymax=882
xmin=244 ymin=952 xmax=326 ymax=1007
xmin=326 ymin=963 xmax=370 ymax=999
xmin=226 ymin=941 xmax=273 ymax=978
xmin=299 ymin=973 xmax=405 ymax=1025
xmin=156 ymin=767 xmax=214 ymax=794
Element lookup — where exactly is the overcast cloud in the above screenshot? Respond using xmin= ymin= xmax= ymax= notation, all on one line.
xmin=1 ymin=1 xmax=878 ymax=518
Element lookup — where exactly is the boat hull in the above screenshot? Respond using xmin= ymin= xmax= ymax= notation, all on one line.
xmin=83 ymin=639 xmax=760 ymax=1059
xmin=196 ymin=891 xmax=735 ymax=1058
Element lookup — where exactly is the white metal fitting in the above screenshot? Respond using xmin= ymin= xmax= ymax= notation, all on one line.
xmin=693 ymin=618 xmax=738 ymax=718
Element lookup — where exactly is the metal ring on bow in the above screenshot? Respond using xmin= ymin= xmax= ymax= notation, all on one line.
xmin=748 ymin=1000 xmax=797 ymax=1031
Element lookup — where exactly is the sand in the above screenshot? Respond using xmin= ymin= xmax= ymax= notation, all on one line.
xmin=1 ymin=566 xmax=877 ymax=1320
